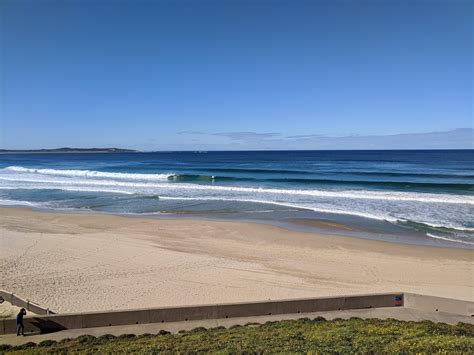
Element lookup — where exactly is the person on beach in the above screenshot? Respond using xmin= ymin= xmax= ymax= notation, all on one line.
xmin=16 ymin=308 xmax=26 ymax=336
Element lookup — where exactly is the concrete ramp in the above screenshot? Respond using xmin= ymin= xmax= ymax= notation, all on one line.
xmin=404 ymin=293 xmax=474 ymax=316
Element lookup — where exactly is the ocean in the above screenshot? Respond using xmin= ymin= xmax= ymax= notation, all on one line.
xmin=0 ymin=150 xmax=473 ymax=248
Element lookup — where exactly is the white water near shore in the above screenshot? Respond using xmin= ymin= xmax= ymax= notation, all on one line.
xmin=1 ymin=151 xmax=473 ymax=246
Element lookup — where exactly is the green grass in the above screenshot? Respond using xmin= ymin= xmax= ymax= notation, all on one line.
xmin=2 ymin=318 xmax=473 ymax=353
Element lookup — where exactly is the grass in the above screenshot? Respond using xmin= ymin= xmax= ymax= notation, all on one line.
xmin=1 ymin=317 xmax=473 ymax=353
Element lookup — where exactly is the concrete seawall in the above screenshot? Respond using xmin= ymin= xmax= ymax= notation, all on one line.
xmin=1 ymin=293 xmax=402 ymax=335
xmin=1 ymin=292 xmax=472 ymax=335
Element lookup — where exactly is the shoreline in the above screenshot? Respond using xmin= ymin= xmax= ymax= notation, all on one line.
xmin=0 ymin=207 xmax=472 ymax=313
xmin=0 ymin=204 xmax=471 ymax=250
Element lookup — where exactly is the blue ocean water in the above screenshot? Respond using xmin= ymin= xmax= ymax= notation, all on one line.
xmin=0 ymin=150 xmax=473 ymax=247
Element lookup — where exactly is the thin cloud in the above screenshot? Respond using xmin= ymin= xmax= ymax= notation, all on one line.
xmin=177 ymin=130 xmax=206 ymax=135
xmin=283 ymin=128 xmax=473 ymax=149
xmin=213 ymin=132 xmax=281 ymax=142
xmin=155 ymin=128 xmax=473 ymax=150
xmin=286 ymin=134 xmax=326 ymax=139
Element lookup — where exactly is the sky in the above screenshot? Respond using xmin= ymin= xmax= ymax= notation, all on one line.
xmin=0 ymin=0 xmax=472 ymax=150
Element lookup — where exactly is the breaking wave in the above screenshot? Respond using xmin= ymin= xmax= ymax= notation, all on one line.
xmin=1 ymin=163 xmax=473 ymax=246
xmin=4 ymin=166 xmax=174 ymax=181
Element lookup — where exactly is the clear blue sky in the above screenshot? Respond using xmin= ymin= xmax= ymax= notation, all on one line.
xmin=0 ymin=0 xmax=472 ymax=150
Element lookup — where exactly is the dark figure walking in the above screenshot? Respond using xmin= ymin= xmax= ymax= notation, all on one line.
xmin=16 ymin=308 xmax=26 ymax=336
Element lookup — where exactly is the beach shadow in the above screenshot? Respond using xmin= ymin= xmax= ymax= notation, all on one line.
xmin=30 ymin=318 xmax=67 ymax=334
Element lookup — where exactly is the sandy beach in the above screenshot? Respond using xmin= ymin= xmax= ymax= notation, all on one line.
xmin=0 ymin=207 xmax=472 ymax=313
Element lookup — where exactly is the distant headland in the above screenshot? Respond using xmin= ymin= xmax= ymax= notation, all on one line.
xmin=0 ymin=148 xmax=138 ymax=154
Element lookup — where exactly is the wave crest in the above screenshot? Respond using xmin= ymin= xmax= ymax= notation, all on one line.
xmin=4 ymin=166 xmax=174 ymax=181
xmin=426 ymin=233 xmax=474 ymax=245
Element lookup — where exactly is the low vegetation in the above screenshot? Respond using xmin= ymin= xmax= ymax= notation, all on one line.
xmin=2 ymin=317 xmax=473 ymax=353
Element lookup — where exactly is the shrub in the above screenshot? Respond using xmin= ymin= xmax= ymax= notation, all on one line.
xmin=0 ymin=344 xmax=12 ymax=351
xmin=298 ymin=317 xmax=311 ymax=322
xmin=190 ymin=326 xmax=208 ymax=333
xmin=137 ymin=333 xmax=153 ymax=339
xmin=97 ymin=333 xmax=116 ymax=343
xmin=13 ymin=341 xmax=36 ymax=350
xmin=2 ymin=318 xmax=473 ymax=353
xmin=76 ymin=334 xmax=97 ymax=345
xmin=313 ymin=316 xmax=327 ymax=322
xmin=38 ymin=339 xmax=57 ymax=347
xmin=454 ymin=322 xmax=474 ymax=336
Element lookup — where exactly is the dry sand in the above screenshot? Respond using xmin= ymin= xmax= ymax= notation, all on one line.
xmin=0 ymin=301 xmax=36 ymax=319
xmin=0 ymin=208 xmax=472 ymax=313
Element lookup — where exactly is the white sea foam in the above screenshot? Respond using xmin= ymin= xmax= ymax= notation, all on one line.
xmin=158 ymin=196 xmax=401 ymax=222
xmin=397 ymin=218 xmax=474 ymax=232
xmin=0 ymin=183 xmax=136 ymax=196
xmin=0 ymin=199 xmax=49 ymax=208
xmin=426 ymin=233 xmax=474 ymax=245
xmin=1 ymin=165 xmax=473 ymax=235
xmin=3 ymin=166 xmax=174 ymax=181
xmin=0 ymin=174 xmax=472 ymax=205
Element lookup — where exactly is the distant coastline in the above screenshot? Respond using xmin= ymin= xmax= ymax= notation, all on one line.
xmin=0 ymin=148 xmax=138 ymax=154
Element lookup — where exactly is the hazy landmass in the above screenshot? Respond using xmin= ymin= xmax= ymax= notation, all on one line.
xmin=0 ymin=148 xmax=137 ymax=154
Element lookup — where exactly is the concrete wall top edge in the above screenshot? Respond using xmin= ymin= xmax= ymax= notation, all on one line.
xmin=23 ymin=292 xmax=404 ymax=318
